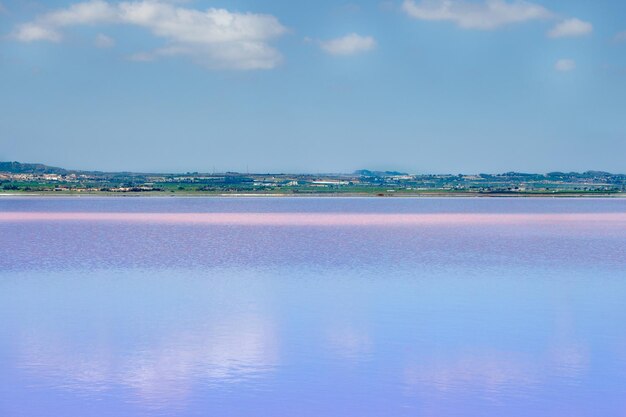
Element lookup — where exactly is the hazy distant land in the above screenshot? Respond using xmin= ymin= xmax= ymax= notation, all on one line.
xmin=1 ymin=162 xmax=624 ymax=197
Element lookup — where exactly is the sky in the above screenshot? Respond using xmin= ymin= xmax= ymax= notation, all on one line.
xmin=1 ymin=0 xmax=625 ymax=174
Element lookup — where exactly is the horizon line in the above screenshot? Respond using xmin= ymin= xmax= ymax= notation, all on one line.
xmin=1 ymin=161 xmax=624 ymax=177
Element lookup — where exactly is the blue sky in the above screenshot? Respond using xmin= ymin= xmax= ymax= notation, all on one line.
xmin=1 ymin=0 xmax=625 ymax=173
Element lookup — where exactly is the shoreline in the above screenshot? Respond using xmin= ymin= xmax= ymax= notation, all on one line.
xmin=1 ymin=192 xmax=625 ymax=198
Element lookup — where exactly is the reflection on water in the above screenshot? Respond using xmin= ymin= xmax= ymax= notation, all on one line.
xmin=5 ymin=268 xmax=280 ymax=413
xmin=404 ymin=350 xmax=542 ymax=397
xmin=18 ymin=314 xmax=278 ymax=408
xmin=1 ymin=198 xmax=626 ymax=417
xmin=326 ymin=323 xmax=373 ymax=361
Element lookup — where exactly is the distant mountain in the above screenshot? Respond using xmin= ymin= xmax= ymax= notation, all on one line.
xmin=547 ymin=171 xmax=615 ymax=178
xmin=354 ymin=169 xmax=408 ymax=177
xmin=1 ymin=162 xmax=621 ymax=179
xmin=0 ymin=162 xmax=146 ymax=177
xmin=0 ymin=161 xmax=69 ymax=175
xmin=583 ymin=170 xmax=613 ymax=177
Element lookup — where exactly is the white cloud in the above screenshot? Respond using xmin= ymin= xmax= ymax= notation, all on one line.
xmin=12 ymin=23 xmax=63 ymax=42
xmin=401 ymin=0 xmax=552 ymax=30
xmin=10 ymin=0 xmax=287 ymax=70
xmin=555 ymin=58 xmax=575 ymax=72
xmin=548 ymin=18 xmax=592 ymax=38
xmin=44 ymin=0 xmax=118 ymax=26
xmin=128 ymin=51 xmax=154 ymax=61
xmin=94 ymin=33 xmax=115 ymax=48
xmin=337 ymin=3 xmax=361 ymax=14
xmin=614 ymin=31 xmax=626 ymax=43
xmin=320 ymin=33 xmax=376 ymax=55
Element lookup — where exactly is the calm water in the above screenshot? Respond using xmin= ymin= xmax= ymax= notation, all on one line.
xmin=1 ymin=197 xmax=625 ymax=417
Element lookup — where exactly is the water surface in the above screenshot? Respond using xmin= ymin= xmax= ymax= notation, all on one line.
xmin=1 ymin=197 xmax=625 ymax=416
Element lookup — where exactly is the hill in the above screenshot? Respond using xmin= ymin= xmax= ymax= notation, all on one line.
xmin=0 ymin=161 xmax=69 ymax=175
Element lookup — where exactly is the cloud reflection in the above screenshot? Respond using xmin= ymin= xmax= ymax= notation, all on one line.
xmin=404 ymin=351 xmax=541 ymax=399
xmin=18 ymin=315 xmax=278 ymax=409
xmin=122 ymin=316 xmax=279 ymax=407
xmin=326 ymin=324 xmax=372 ymax=360
xmin=403 ymin=313 xmax=591 ymax=399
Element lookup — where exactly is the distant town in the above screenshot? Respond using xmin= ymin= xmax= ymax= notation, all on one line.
xmin=1 ymin=162 xmax=625 ymax=196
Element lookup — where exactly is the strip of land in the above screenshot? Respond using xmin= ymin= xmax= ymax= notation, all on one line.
xmin=1 ymin=161 xmax=625 ymax=197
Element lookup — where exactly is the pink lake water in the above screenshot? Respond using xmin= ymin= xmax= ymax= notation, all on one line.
xmin=1 ymin=197 xmax=625 ymax=416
